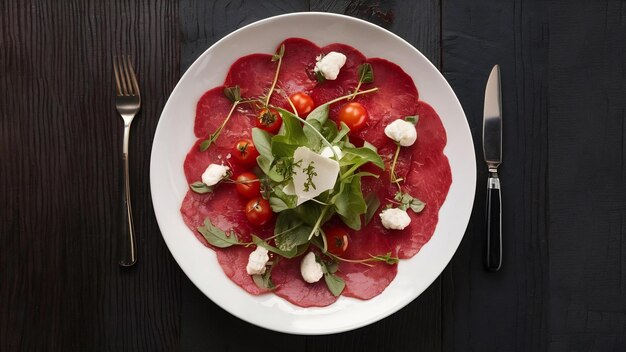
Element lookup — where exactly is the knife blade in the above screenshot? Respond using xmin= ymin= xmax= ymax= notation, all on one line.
xmin=483 ymin=64 xmax=502 ymax=272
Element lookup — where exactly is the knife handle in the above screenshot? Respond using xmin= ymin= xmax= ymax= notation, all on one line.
xmin=485 ymin=175 xmax=502 ymax=272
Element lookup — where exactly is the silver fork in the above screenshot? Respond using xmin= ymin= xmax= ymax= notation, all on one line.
xmin=113 ymin=56 xmax=141 ymax=267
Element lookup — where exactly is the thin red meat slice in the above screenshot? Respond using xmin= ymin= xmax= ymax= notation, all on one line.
xmin=217 ymin=246 xmax=268 ymax=295
xmin=276 ymin=38 xmax=319 ymax=95
xmin=392 ymin=102 xmax=451 ymax=258
xmin=180 ymin=186 xmax=274 ymax=246
xmin=272 ymin=257 xmax=338 ymax=307
xmin=194 ymin=86 xmax=256 ymax=146
xmin=224 ymin=53 xmax=275 ymax=99
xmin=356 ymin=102 xmax=450 ymax=259
xmin=339 ymin=262 xmax=397 ymax=299
xmin=353 ymin=58 xmax=420 ymax=147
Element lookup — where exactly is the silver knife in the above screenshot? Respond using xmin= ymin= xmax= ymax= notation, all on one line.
xmin=483 ymin=64 xmax=502 ymax=272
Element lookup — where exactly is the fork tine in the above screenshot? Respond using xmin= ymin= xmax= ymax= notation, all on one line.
xmin=117 ymin=56 xmax=130 ymax=95
xmin=126 ymin=56 xmax=140 ymax=97
xmin=113 ymin=56 xmax=123 ymax=95
xmin=121 ymin=56 xmax=134 ymax=96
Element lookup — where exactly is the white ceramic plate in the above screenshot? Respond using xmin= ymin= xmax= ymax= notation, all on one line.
xmin=151 ymin=12 xmax=475 ymax=335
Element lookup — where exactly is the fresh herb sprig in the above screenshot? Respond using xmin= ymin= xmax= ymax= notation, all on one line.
xmin=264 ymin=44 xmax=285 ymax=107
xmin=199 ymin=86 xmax=250 ymax=151
xmin=389 ymin=115 xmax=419 ymax=189
xmin=349 ymin=63 xmax=374 ymax=100
xmin=390 ymin=191 xmax=425 ymax=213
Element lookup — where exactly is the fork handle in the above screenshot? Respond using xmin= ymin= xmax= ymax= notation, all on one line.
xmin=120 ymin=124 xmax=137 ymax=266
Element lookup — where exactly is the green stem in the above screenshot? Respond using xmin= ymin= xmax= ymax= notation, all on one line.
xmin=202 ymin=101 xmax=240 ymax=150
xmin=390 ymin=143 xmax=402 ymax=191
xmin=286 ymin=94 xmax=299 ymax=116
xmin=348 ymin=80 xmax=363 ymax=101
xmin=308 ymin=204 xmax=331 ymax=240
xmin=265 ymin=49 xmax=284 ymax=107
xmin=339 ymin=163 xmax=361 ymax=182
xmin=325 ymin=87 xmax=378 ymax=106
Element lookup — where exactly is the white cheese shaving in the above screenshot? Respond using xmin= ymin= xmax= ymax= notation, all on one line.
xmin=292 ymin=146 xmax=340 ymax=205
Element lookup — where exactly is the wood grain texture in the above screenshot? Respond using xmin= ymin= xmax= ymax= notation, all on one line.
xmin=0 ymin=0 xmax=181 ymax=350
xmin=547 ymin=1 xmax=626 ymax=351
xmin=441 ymin=1 xmax=550 ymax=351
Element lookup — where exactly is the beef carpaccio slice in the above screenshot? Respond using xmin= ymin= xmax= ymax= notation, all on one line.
xmin=180 ymin=38 xmax=452 ymax=307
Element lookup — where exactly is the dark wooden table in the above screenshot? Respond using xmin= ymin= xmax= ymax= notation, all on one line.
xmin=2 ymin=1 xmax=625 ymax=351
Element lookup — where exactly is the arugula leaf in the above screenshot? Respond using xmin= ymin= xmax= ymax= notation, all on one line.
xmin=364 ymin=193 xmax=381 ymax=225
xmin=370 ymin=252 xmax=400 ymax=265
xmin=252 ymin=261 xmax=276 ymax=290
xmin=315 ymin=70 xmax=326 ymax=83
xmin=394 ymin=191 xmax=426 ymax=213
xmin=323 ymin=259 xmax=339 ymax=274
xmin=271 ymin=43 xmax=285 ymax=62
xmin=362 ymin=140 xmax=378 ymax=152
xmin=271 ymin=110 xmax=309 ymax=157
xmin=316 ymin=258 xmax=344 ymax=296
xmin=334 ymin=175 xmax=367 ymax=230
xmin=269 ymin=185 xmax=297 ymax=212
xmin=320 ymin=120 xmax=339 ymax=142
xmin=292 ymin=201 xmax=325 ymax=227
xmin=251 ymin=128 xmax=273 ymax=160
xmin=357 ymin=63 xmax=374 ymax=83
xmin=302 ymin=104 xmax=329 ymax=149
xmin=404 ymin=115 xmax=419 ymax=125
xmin=252 ymin=271 xmax=275 ymax=290
xmin=189 ymin=181 xmax=212 ymax=194
xmin=199 ymin=139 xmax=212 ymax=152
xmin=274 ymin=211 xmax=312 ymax=251
xmin=223 ymin=85 xmax=241 ymax=103
xmin=257 ymin=155 xmax=283 ymax=182
xmin=340 ymin=146 xmax=385 ymax=169
xmin=324 ymin=273 xmax=345 ymax=296
xmin=197 ymin=219 xmax=240 ymax=248
xmin=332 ymin=122 xmax=351 ymax=144
xmin=252 ymin=235 xmax=300 ymax=258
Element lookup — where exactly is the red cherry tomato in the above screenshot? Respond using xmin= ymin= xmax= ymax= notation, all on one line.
xmin=256 ymin=108 xmax=282 ymax=134
xmin=324 ymin=227 xmax=350 ymax=255
xmin=235 ymin=172 xmax=261 ymax=199
xmin=245 ymin=197 xmax=272 ymax=226
xmin=233 ymin=139 xmax=259 ymax=165
xmin=289 ymin=92 xmax=315 ymax=117
xmin=338 ymin=102 xmax=368 ymax=131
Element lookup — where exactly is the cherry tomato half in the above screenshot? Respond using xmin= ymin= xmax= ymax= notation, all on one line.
xmin=245 ymin=197 xmax=272 ymax=226
xmin=289 ymin=92 xmax=315 ymax=117
xmin=338 ymin=102 xmax=368 ymax=132
xmin=232 ymin=139 xmax=259 ymax=165
xmin=256 ymin=108 xmax=282 ymax=134
xmin=324 ymin=227 xmax=350 ymax=255
xmin=235 ymin=172 xmax=261 ymax=199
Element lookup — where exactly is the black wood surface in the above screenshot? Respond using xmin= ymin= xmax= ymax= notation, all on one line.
xmin=1 ymin=0 xmax=625 ymax=351
xmin=1 ymin=1 xmax=181 ymax=350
